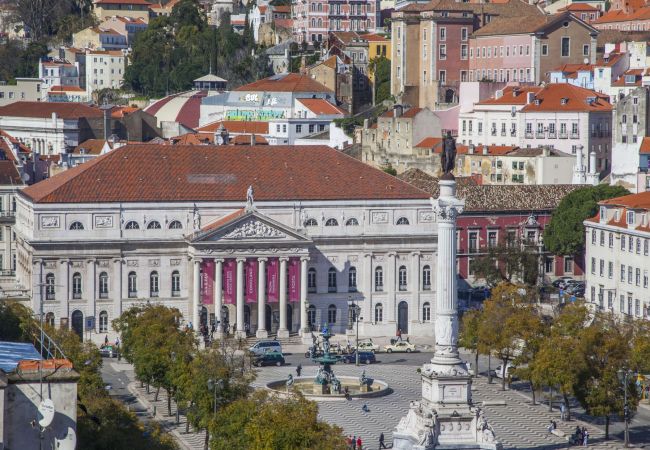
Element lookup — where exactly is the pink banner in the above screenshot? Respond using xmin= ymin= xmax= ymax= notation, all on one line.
xmin=223 ymin=259 xmax=235 ymax=304
xmin=201 ymin=260 xmax=214 ymax=305
xmin=288 ymin=257 xmax=300 ymax=303
xmin=246 ymin=258 xmax=258 ymax=303
xmin=267 ymin=258 xmax=279 ymax=303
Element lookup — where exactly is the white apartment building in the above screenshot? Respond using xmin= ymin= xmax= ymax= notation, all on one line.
xmin=0 ymin=79 xmax=42 ymax=106
xmin=458 ymin=83 xmax=613 ymax=175
xmin=85 ymin=50 xmax=127 ymax=96
xmin=38 ymin=60 xmax=80 ymax=93
xmin=15 ymin=144 xmax=439 ymax=344
xmin=584 ymin=191 xmax=650 ymax=320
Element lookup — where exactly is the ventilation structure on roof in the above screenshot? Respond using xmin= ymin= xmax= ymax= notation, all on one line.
xmin=560 ymin=97 xmax=569 ymax=105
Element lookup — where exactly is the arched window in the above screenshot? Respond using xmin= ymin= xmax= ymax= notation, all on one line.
xmin=72 ymin=272 xmax=82 ymax=299
xmin=171 ymin=270 xmax=180 ymax=296
xmin=307 ymin=304 xmax=316 ymax=327
xmin=328 ymin=267 xmax=337 ymax=292
xmin=345 ymin=218 xmax=359 ymax=226
xmin=308 ymin=268 xmax=317 ymax=293
xmin=325 ymin=218 xmax=339 ymax=226
xmin=398 ymin=265 xmax=407 ymax=291
xmin=422 ymin=302 xmax=431 ymax=321
xmin=348 ymin=267 xmax=357 ymax=292
xmin=128 ymin=271 xmax=137 ymax=298
xmin=311 ymin=18 xmax=315 ymax=27
xmin=169 ymin=220 xmax=183 ymax=229
xmin=375 ymin=303 xmax=383 ymax=323
xmin=99 ymin=271 xmax=109 ymax=298
xmin=150 ymin=271 xmax=159 ymax=297
xmin=45 ymin=312 xmax=55 ymax=327
xmin=45 ymin=273 xmax=55 ymax=300
xmin=304 ymin=218 xmax=318 ymax=227
xmin=147 ymin=220 xmax=162 ymax=229
xmin=396 ymin=217 xmax=410 ymax=225
xmin=99 ymin=310 xmax=108 ymax=332
xmin=375 ymin=266 xmax=383 ymax=291
xmin=125 ymin=221 xmax=140 ymax=230
xmin=69 ymin=221 xmax=84 ymax=230
xmin=327 ymin=304 xmax=337 ymax=324
xmin=422 ymin=265 xmax=431 ymax=290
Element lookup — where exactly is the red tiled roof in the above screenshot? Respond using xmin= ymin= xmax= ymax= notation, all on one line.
xmin=21 ymin=145 xmax=429 ymax=203
xmin=200 ymin=208 xmax=246 ymax=233
xmin=559 ymin=3 xmax=599 ymax=12
xmin=593 ymin=5 xmax=650 ymax=24
xmin=600 ymin=192 xmax=650 ymax=210
xmin=520 ymin=84 xmax=612 ymax=112
xmin=381 ymin=107 xmax=423 ymax=118
xmin=612 ymin=69 xmax=646 ymax=86
xmin=414 ymin=137 xmax=443 ymax=148
xmin=234 ymin=73 xmax=332 ymax=93
xmin=197 ymin=121 xmax=269 ymax=134
xmin=0 ymin=160 xmax=22 ymax=185
xmin=48 ymin=86 xmax=85 ymax=92
xmin=169 ymin=133 xmax=214 ymax=145
xmin=478 ymin=86 xmax=541 ymax=106
xmin=362 ymin=33 xmax=389 ymax=42
xmin=640 ymin=137 xmax=650 ymax=154
xmin=231 ymin=134 xmax=269 ymax=145
xmin=0 ymin=102 xmax=103 ymax=119
xmin=596 ymin=51 xmax=625 ymax=67
xmin=96 ymin=0 xmax=151 ymax=5
xmin=274 ymin=19 xmax=293 ymax=29
xmin=71 ymin=139 xmax=109 ymax=155
xmin=297 ymin=98 xmax=346 ymax=115
xmin=111 ymin=106 xmax=140 ymax=118
xmin=273 ymin=5 xmax=290 ymax=13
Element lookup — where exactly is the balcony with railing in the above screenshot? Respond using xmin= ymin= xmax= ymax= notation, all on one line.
xmin=559 ymin=132 xmax=568 ymax=139
xmin=0 ymin=211 xmax=15 ymax=224
xmin=570 ymin=132 xmax=579 ymax=139
xmin=525 ymin=132 xmax=533 ymax=138
xmin=536 ymin=131 xmax=545 ymax=138
xmin=548 ymin=131 xmax=556 ymax=138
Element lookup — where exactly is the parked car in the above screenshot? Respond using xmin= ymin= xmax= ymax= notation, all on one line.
xmin=99 ymin=345 xmax=117 ymax=358
xmin=552 ymin=277 xmax=574 ymax=289
xmin=384 ymin=341 xmax=416 ymax=353
xmin=249 ymin=340 xmax=282 ymax=357
xmin=355 ymin=340 xmax=379 ymax=353
xmin=565 ymin=281 xmax=585 ymax=294
xmin=342 ymin=351 xmax=376 ymax=365
xmin=253 ymin=351 xmax=285 ymax=367
xmin=493 ymin=363 xmax=517 ymax=380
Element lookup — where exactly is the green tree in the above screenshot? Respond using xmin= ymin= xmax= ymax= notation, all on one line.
xmin=543 ymin=185 xmax=629 ymax=256
xmin=369 ymin=56 xmax=391 ymax=104
xmin=211 ymin=390 xmax=347 ymax=450
xmin=471 ymin=238 xmax=540 ymax=287
xmin=459 ymin=308 xmax=482 ymax=377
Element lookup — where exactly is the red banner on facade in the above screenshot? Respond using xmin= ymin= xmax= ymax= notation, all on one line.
xmin=246 ymin=258 xmax=258 ymax=303
xmin=223 ymin=259 xmax=235 ymax=304
xmin=200 ymin=259 xmax=214 ymax=305
xmin=288 ymin=257 xmax=300 ymax=303
xmin=267 ymin=258 xmax=279 ymax=303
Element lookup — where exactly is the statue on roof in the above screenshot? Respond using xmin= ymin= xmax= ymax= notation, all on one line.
xmin=440 ymin=131 xmax=457 ymax=176
xmin=246 ymin=185 xmax=255 ymax=210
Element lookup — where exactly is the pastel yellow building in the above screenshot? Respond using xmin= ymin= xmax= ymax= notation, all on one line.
xmin=93 ymin=0 xmax=151 ymax=23
xmin=364 ymin=33 xmax=391 ymax=83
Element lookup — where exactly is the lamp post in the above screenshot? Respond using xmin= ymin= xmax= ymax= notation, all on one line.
xmin=617 ymin=368 xmax=635 ymax=448
xmin=171 ymin=352 xmax=179 ymax=424
xmin=347 ymin=295 xmax=363 ymax=366
xmin=207 ymin=378 xmax=223 ymax=417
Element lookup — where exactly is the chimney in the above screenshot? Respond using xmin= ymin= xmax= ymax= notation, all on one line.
xmin=482 ymin=145 xmax=489 ymax=155
xmin=363 ymin=118 xmax=369 ymax=129
xmin=543 ymin=146 xmax=550 ymax=157
xmin=51 ymin=112 xmax=57 ymax=124
xmin=250 ymin=133 xmax=256 ymax=146
xmin=589 ymin=150 xmax=597 ymax=175
xmin=393 ymin=104 xmax=403 ymax=117
xmin=495 ymin=89 xmax=503 ymax=99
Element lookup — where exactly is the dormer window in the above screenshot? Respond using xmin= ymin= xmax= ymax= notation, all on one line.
xmin=600 ymin=206 xmax=606 ymax=222
xmin=560 ymin=97 xmax=568 ymax=105
xmin=534 ymin=98 xmax=541 ymax=106
xmin=625 ymin=75 xmax=636 ymax=84
xmin=627 ymin=210 xmax=635 ymax=226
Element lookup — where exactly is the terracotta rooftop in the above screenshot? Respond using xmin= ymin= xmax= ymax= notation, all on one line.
xmin=48 ymin=86 xmax=86 ymax=92
xmin=21 ymin=145 xmax=430 ymax=204
xmin=197 ymin=121 xmax=269 ymax=134
xmin=520 ymin=84 xmax=612 ymax=112
xmin=273 ymin=5 xmax=290 ymax=13
xmin=381 ymin=107 xmax=423 ymax=118
xmin=231 ymin=134 xmax=269 ymax=145
xmin=640 ymin=137 xmax=650 ymax=154
xmin=593 ymin=5 xmax=650 ymax=24
xmin=559 ymin=3 xmax=599 ymax=12
xmin=0 ymin=160 xmax=22 ymax=185
xmin=363 ymin=33 xmax=389 ymax=42
xmin=0 ymin=101 xmax=103 ymax=119
xmin=234 ymin=73 xmax=332 ymax=93
xmin=399 ymin=0 xmax=543 ymax=17
xmin=414 ymin=137 xmax=443 ymax=148
xmin=96 ymin=0 xmax=151 ymax=4
xmin=399 ymin=168 xmax=580 ymax=212
xmin=478 ymin=85 xmax=541 ymax=106
xmin=71 ymin=139 xmax=110 ymax=155
xmin=297 ymin=98 xmax=346 ymax=115
xmin=600 ymin=191 xmax=650 ymax=210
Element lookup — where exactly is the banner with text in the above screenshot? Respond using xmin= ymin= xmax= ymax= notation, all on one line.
xmin=200 ymin=259 xmax=214 ymax=305
xmin=288 ymin=257 xmax=300 ymax=303
xmin=223 ymin=259 xmax=235 ymax=304
xmin=246 ymin=258 xmax=258 ymax=303
xmin=267 ymin=258 xmax=279 ymax=303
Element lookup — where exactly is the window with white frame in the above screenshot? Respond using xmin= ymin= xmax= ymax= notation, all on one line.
xmin=422 ymin=302 xmax=431 ymax=321
xmin=375 ymin=267 xmax=383 ymax=291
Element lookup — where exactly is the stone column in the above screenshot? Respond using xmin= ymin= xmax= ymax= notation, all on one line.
xmin=431 ymin=178 xmax=464 ymax=366
xmin=278 ymin=257 xmax=289 ymax=338
xmin=362 ymin=253 xmax=372 ymax=324
xmin=113 ymin=259 xmax=122 ymax=317
xmin=192 ymin=259 xmax=201 ymax=331
xmin=214 ymin=258 xmax=223 ymax=336
xmin=4 ymin=225 xmax=10 ymax=270
xmin=387 ymin=252 xmax=396 ymax=324
xmin=256 ymin=257 xmax=268 ymax=338
xmin=235 ymin=257 xmax=246 ymax=339
xmin=299 ymin=256 xmax=309 ymax=339
xmin=89 ymin=259 xmax=96 ymax=333
xmin=411 ymin=251 xmax=421 ymax=323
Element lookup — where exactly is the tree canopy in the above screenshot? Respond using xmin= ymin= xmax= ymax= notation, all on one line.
xmin=543 ymin=185 xmax=629 ymax=256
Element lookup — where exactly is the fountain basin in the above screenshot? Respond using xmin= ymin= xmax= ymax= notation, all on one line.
xmin=265 ymin=376 xmax=391 ymax=401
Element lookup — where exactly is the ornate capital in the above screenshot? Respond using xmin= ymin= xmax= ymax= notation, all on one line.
xmin=213 ymin=258 xmax=225 ymax=264
xmin=257 ymin=257 xmax=268 ymax=263
xmin=236 ymin=257 xmax=247 ymax=263
xmin=279 ymin=256 xmax=290 ymax=262
xmin=430 ymin=197 xmax=464 ymax=222
xmin=300 ymin=256 xmax=310 ymax=262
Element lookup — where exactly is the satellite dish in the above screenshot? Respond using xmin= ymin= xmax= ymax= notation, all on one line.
xmin=21 ymin=172 xmax=30 ymax=182
xmin=55 ymin=427 xmax=76 ymax=450
xmin=38 ymin=398 xmax=55 ymax=428
xmin=583 ymin=57 xmax=589 ymax=65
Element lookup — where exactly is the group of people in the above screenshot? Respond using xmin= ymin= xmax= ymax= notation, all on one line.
xmin=572 ymin=426 xmax=589 ymax=447
xmin=345 ymin=435 xmax=363 ymax=449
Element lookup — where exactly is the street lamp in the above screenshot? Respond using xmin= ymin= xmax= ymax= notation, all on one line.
xmin=171 ymin=352 xmax=180 ymax=424
xmin=207 ymin=378 xmax=223 ymax=416
xmin=347 ymin=295 xmax=363 ymax=366
xmin=617 ymin=368 xmax=636 ymax=448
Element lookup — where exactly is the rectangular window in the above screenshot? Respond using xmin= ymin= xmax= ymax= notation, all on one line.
xmin=591 ymin=257 xmax=596 ymax=274
xmin=439 ymin=44 xmax=447 ymax=59
xmin=440 ymin=27 xmax=446 ymax=41
xmin=488 ymin=231 xmax=497 ymax=247
xmin=599 ymin=259 xmax=604 ymax=277
xmin=561 ymin=37 xmax=570 ymax=57
xmin=621 ymin=264 xmax=626 ymax=282
xmin=583 ymin=44 xmax=589 ymax=56
xmin=468 ymin=231 xmax=478 ymax=253
xmin=461 ymin=27 xmax=468 ymax=41
xmin=439 ymin=70 xmax=446 ymax=84
xmin=296 ymin=124 xmax=302 ymax=133
xmin=608 ymin=261 xmax=613 ymax=279
xmin=628 ymin=266 xmax=633 ymax=284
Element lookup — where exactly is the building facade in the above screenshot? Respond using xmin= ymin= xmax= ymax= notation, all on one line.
xmin=291 ymin=0 xmax=380 ymax=43
xmin=584 ymin=191 xmax=650 ymax=319
xmin=85 ymin=49 xmax=127 ymax=96
xmin=15 ymin=144 xmax=440 ymax=343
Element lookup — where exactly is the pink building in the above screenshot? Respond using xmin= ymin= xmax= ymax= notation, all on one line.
xmin=292 ymin=0 xmax=380 ymax=44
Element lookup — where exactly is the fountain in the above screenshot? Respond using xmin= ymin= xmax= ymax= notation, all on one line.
xmin=265 ymin=326 xmax=390 ymax=400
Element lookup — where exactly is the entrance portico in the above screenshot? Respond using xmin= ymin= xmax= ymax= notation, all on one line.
xmin=189 ymin=209 xmax=312 ymax=339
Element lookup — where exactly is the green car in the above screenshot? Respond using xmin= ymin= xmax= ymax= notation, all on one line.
xmin=253 ymin=351 xmax=285 ymax=367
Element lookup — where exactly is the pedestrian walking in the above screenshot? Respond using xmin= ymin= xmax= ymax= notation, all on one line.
xmin=583 ymin=429 xmax=589 ymax=446
xmin=104 ymin=335 xmax=109 ymax=345
xmin=296 ymin=364 xmax=302 ymax=377
xmin=352 ymin=435 xmax=357 ymax=450
xmin=346 ymin=435 xmax=353 ymax=449
xmin=362 ymin=404 xmax=370 ymax=413
xmin=560 ymin=403 xmax=566 ymax=421
xmin=356 ymin=436 xmax=362 ymax=450
xmin=396 ymin=328 xmax=402 ymax=342
xmin=379 ymin=432 xmax=387 ymax=449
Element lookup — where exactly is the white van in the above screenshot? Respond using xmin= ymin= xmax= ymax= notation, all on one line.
xmin=494 ymin=363 xmax=516 ymax=380
xmin=249 ymin=340 xmax=282 ymax=356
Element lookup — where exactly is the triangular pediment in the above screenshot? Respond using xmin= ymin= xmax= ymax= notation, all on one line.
xmin=191 ymin=210 xmax=311 ymax=244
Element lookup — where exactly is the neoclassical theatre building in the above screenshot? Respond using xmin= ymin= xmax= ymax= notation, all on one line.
xmin=15 ymin=145 xmax=438 ymax=342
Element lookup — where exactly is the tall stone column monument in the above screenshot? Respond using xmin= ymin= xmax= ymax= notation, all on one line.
xmin=393 ymin=135 xmax=501 ymax=450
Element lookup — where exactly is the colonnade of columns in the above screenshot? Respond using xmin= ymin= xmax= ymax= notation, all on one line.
xmin=192 ymin=255 xmax=309 ymax=339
